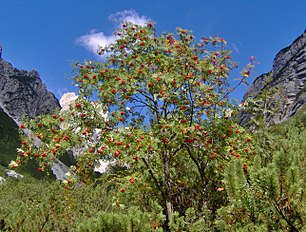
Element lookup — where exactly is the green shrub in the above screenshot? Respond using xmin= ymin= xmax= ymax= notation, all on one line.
xmin=215 ymin=120 xmax=306 ymax=231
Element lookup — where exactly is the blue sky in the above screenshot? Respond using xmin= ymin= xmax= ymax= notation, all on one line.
xmin=0 ymin=0 xmax=305 ymax=101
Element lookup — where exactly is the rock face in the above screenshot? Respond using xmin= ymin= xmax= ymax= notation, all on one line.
xmin=0 ymin=59 xmax=60 ymax=122
xmin=0 ymin=58 xmax=72 ymax=180
xmin=239 ymin=30 xmax=306 ymax=126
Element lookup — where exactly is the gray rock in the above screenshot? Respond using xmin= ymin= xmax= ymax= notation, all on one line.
xmin=5 ymin=169 xmax=23 ymax=178
xmin=0 ymin=59 xmax=60 ymax=122
xmin=240 ymin=30 xmax=306 ymax=126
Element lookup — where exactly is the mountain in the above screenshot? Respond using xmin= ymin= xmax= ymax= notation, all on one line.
xmin=0 ymin=59 xmax=60 ymax=123
xmin=0 ymin=58 xmax=66 ymax=179
xmin=0 ymin=58 xmax=60 ymax=167
xmin=239 ymin=30 xmax=306 ymax=127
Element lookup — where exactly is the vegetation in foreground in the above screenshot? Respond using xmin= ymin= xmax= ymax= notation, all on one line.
xmin=1 ymin=114 xmax=304 ymax=231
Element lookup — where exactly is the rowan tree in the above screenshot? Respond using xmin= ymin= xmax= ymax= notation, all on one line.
xmin=14 ymin=22 xmax=256 ymax=230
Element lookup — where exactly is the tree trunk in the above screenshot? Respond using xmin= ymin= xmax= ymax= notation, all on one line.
xmin=163 ymin=151 xmax=173 ymax=231
xmin=166 ymin=200 xmax=173 ymax=222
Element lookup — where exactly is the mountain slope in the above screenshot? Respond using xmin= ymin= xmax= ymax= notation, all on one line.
xmin=239 ymin=30 xmax=306 ymax=126
xmin=0 ymin=107 xmax=20 ymax=166
xmin=0 ymin=58 xmax=60 ymax=178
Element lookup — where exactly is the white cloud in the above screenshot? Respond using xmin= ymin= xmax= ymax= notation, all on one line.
xmin=109 ymin=9 xmax=148 ymax=26
xmin=76 ymin=10 xmax=149 ymax=56
xmin=75 ymin=29 xmax=117 ymax=55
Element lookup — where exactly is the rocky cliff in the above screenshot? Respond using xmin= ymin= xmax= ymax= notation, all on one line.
xmin=239 ymin=30 xmax=306 ymax=126
xmin=0 ymin=58 xmax=72 ymax=180
xmin=0 ymin=59 xmax=60 ymax=123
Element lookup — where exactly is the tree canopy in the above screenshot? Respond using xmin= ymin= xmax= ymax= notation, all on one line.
xmin=12 ymin=22 xmax=278 ymax=231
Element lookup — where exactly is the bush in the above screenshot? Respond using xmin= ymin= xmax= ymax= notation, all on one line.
xmin=215 ymin=119 xmax=306 ymax=231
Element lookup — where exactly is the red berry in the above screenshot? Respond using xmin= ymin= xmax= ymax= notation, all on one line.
xmin=243 ymin=163 xmax=247 ymax=171
xmin=210 ymin=154 xmax=217 ymax=160
xmin=116 ymin=141 xmax=122 ymax=146
xmin=114 ymin=151 xmax=120 ymax=157
xmin=244 ymin=71 xmax=250 ymax=76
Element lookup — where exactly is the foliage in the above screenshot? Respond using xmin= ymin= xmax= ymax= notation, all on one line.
xmin=13 ymin=22 xmax=256 ymax=230
xmin=215 ymin=114 xmax=306 ymax=231
xmin=0 ymin=178 xmax=104 ymax=231
xmin=0 ymin=109 xmax=48 ymax=179
xmin=0 ymin=175 xmax=167 ymax=232
xmin=78 ymin=205 xmax=164 ymax=232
